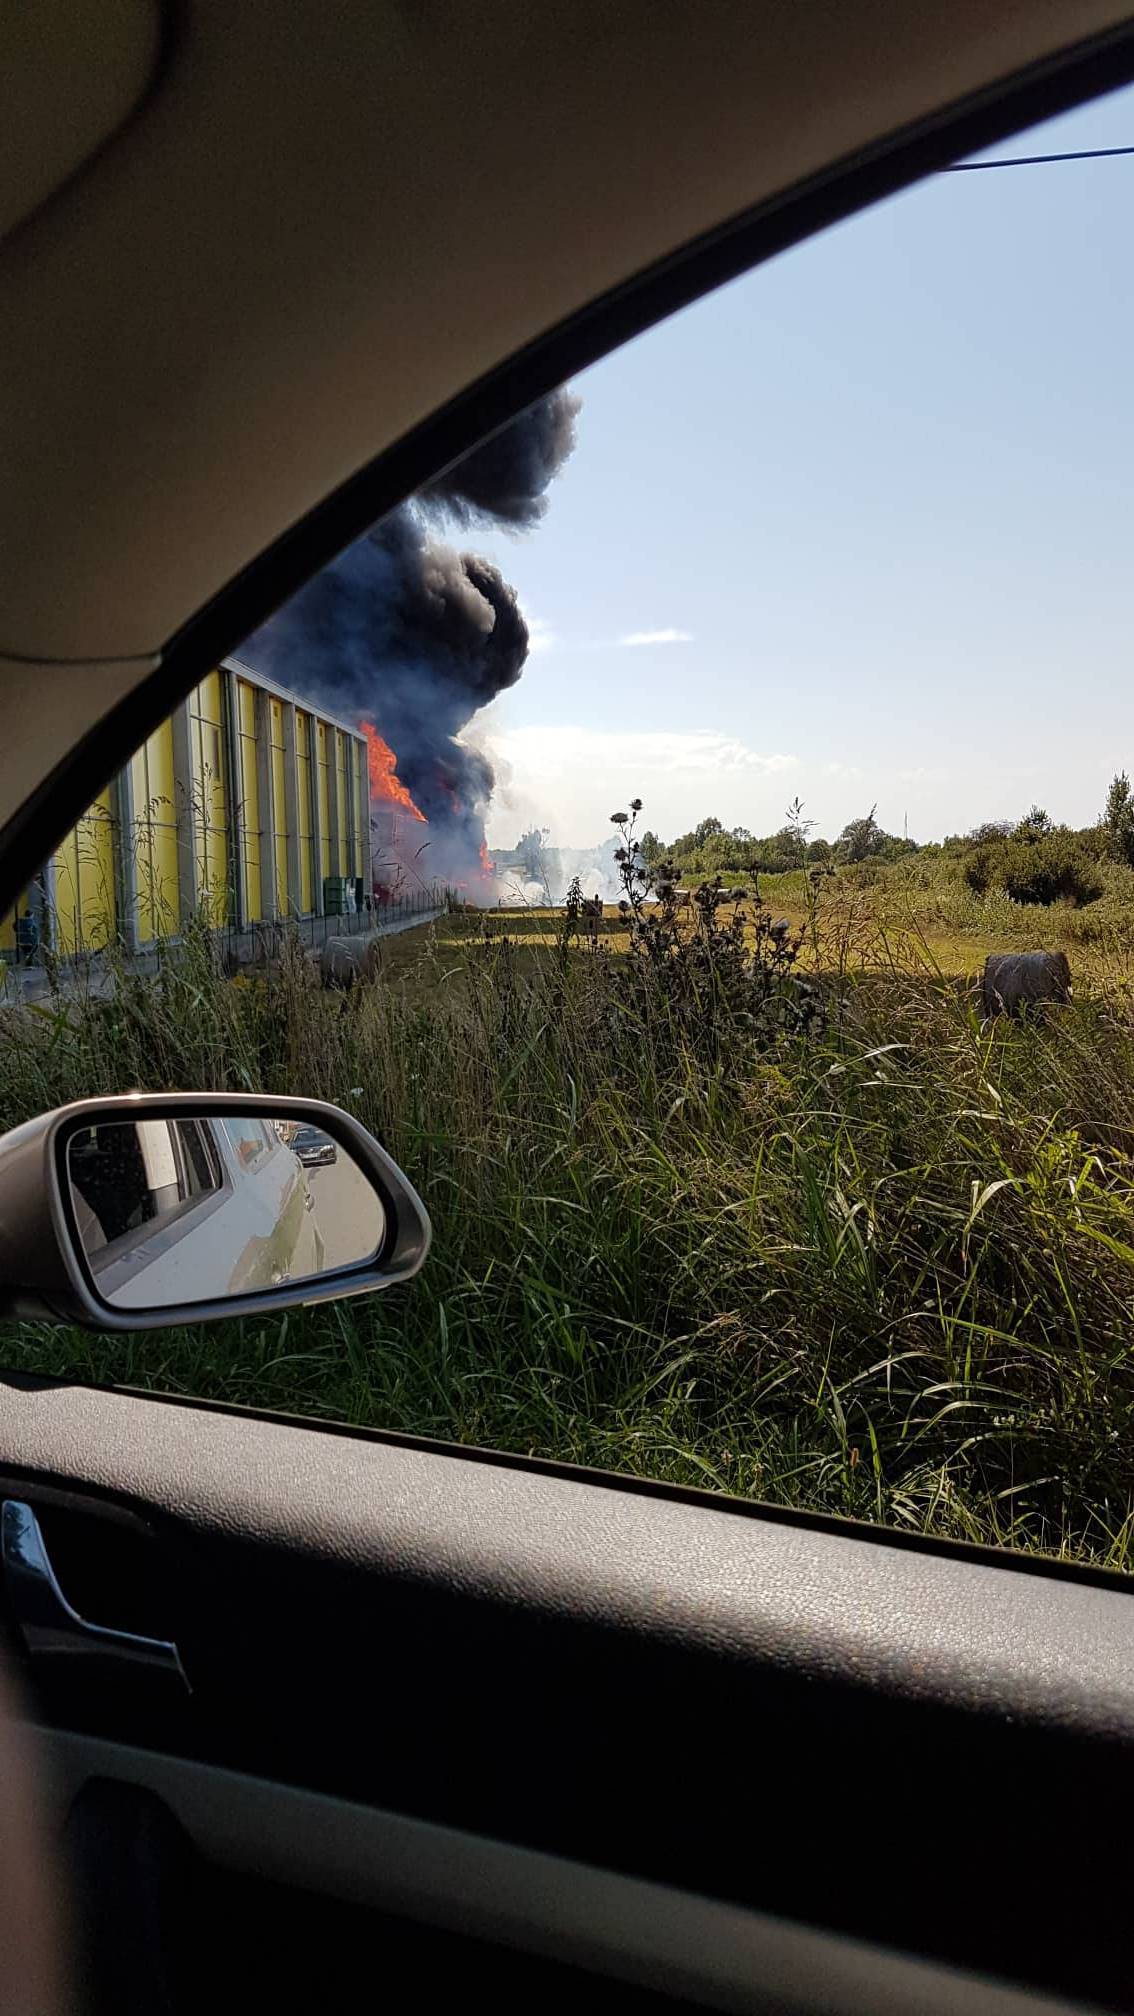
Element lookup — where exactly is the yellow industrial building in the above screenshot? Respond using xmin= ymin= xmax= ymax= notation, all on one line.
xmin=1 ymin=658 xmax=373 ymax=961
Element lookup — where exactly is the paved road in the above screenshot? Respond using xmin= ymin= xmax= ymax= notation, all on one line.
xmin=303 ymin=1153 xmax=386 ymax=1273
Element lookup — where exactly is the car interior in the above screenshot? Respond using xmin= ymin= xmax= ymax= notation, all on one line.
xmin=5 ymin=4 xmax=1134 ymax=2010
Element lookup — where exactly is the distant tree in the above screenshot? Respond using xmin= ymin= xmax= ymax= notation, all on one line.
xmin=967 ymin=819 xmax=1014 ymax=845
xmin=1102 ymin=771 xmax=1134 ymax=867
xmin=639 ymin=829 xmax=665 ymax=867
xmin=835 ymin=805 xmax=881 ymax=864
xmin=1013 ymin=805 xmax=1054 ymax=846
xmin=765 ymin=827 xmax=797 ymax=867
xmin=702 ymin=830 xmax=736 ymax=871
xmin=692 ymin=816 xmax=723 ymax=848
xmin=805 ymin=837 xmax=832 ymax=866
xmin=877 ymin=831 xmax=920 ymax=862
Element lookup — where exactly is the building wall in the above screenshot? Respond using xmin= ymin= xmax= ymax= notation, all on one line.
xmin=234 ymin=676 xmax=263 ymax=925
xmin=268 ymin=698 xmax=289 ymax=916
xmin=130 ymin=717 xmax=180 ymax=941
xmin=0 ymin=900 xmax=25 ymax=957
xmin=353 ymin=739 xmax=368 ymax=882
xmin=316 ymin=721 xmax=332 ymax=882
xmin=295 ymin=711 xmax=315 ymax=915
xmin=1 ymin=660 xmax=371 ymax=961
xmin=53 ymin=792 xmax=117 ymax=956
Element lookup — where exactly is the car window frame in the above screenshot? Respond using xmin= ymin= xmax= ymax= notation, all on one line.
xmin=3 ymin=24 xmax=1134 ymax=921
xmin=2 ymin=23 xmax=1134 ymax=1579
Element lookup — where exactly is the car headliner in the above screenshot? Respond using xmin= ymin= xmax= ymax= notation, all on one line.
xmin=1 ymin=0 xmax=1132 ymax=896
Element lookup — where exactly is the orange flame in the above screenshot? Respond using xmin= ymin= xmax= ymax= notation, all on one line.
xmin=360 ymin=720 xmax=426 ymax=822
xmin=479 ymin=840 xmax=495 ymax=878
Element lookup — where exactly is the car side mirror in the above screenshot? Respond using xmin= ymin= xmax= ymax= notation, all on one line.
xmin=0 ymin=1094 xmax=430 ymax=1330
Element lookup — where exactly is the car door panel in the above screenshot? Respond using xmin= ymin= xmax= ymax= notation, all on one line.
xmin=0 ymin=1376 xmax=1131 ymax=2010
xmin=41 ymin=1729 xmax=1096 ymax=2016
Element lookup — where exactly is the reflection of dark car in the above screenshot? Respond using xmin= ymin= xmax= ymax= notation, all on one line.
xmin=291 ymin=1126 xmax=338 ymax=1169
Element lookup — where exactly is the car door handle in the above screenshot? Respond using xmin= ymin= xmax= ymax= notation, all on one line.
xmin=1 ymin=1501 xmax=189 ymax=1692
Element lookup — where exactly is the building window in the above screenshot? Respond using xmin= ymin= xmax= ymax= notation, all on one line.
xmin=221 ymin=1117 xmax=276 ymax=1169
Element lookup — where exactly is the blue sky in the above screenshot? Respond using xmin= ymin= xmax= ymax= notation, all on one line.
xmin=468 ymin=81 xmax=1134 ymax=851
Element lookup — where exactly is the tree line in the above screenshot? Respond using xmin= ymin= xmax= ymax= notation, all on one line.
xmin=634 ymin=774 xmax=1134 ymax=907
xmin=639 ymin=798 xmax=916 ymax=878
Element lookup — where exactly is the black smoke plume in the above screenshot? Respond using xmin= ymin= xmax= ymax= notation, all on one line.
xmin=241 ymin=389 xmax=580 ymax=887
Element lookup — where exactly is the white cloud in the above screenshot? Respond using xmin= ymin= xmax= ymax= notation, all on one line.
xmin=479 ymin=723 xmax=797 ymax=846
xmin=494 ymin=726 xmax=795 ymax=778
xmin=526 ymin=616 xmax=556 ymax=654
xmin=895 ymin=764 xmax=946 ymax=785
xmin=617 ymin=627 xmax=694 ymax=647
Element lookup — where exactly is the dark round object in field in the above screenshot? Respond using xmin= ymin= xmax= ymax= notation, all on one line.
xmin=982 ymin=950 xmax=1072 ymax=1020
xmin=319 ymin=935 xmax=386 ymax=988
xmin=320 ymin=937 xmax=360 ymax=989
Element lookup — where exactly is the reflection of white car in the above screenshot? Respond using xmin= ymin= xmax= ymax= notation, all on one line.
xmin=69 ymin=1116 xmax=325 ymax=1310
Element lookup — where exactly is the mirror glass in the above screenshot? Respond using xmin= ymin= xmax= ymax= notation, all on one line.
xmin=65 ymin=1114 xmax=387 ymax=1310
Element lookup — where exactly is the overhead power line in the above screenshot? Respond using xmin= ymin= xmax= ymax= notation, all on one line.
xmin=940 ymin=144 xmax=1134 ymax=173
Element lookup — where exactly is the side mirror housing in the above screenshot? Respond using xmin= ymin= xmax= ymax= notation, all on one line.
xmin=0 ymin=1093 xmax=430 ymax=1331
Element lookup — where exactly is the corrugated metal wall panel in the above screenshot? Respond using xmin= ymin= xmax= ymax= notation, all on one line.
xmin=235 ymin=678 xmax=262 ymax=924
xmin=189 ymin=671 xmax=229 ymax=926
xmin=129 ymin=717 xmax=179 ymax=942
xmin=5 ymin=664 xmax=370 ymax=958
xmin=53 ymin=792 xmax=117 ymax=954
xmin=316 ymin=721 xmax=331 ymax=884
xmin=296 ymin=710 xmax=314 ymax=914
xmin=334 ymin=729 xmax=349 ymax=876
xmin=268 ymin=697 xmax=289 ymax=916
xmin=355 ymin=741 xmax=368 ymax=886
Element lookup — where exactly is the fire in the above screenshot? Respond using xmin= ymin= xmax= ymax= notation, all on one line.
xmin=479 ymin=840 xmax=495 ymax=878
xmin=360 ymin=720 xmax=426 ymax=822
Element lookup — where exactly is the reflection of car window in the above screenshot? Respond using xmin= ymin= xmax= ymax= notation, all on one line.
xmin=70 ymin=1119 xmax=221 ymax=1255
xmin=222 ymin=1118 xmax=275 ymax=1169
xmin=179 ymin=1119 xmax=220 ymax=1196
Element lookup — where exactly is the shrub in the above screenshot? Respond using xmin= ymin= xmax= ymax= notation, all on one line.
xmin=609 ymin=806 xmax=823 ymax=1062
xmin=1000 ymin=834 xmax=1103 ymax=908
xmin=963 ymin=846 xmax=995 ymax=896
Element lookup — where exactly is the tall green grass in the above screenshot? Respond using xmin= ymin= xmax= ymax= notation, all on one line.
xmin=803 ymin=853 xmax=1134 ymax=951
xmin=3 ymin=912 xmax=1134 ymax=1568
